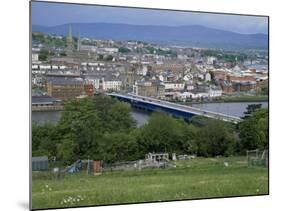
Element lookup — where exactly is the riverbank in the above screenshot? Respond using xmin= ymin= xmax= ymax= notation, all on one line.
xmin=177 ymin=95 xmax=268 ymax=105
xmin=220 ymin=95 xmax=268 ymax=103
xmin=32 ymin=105 xmax=64 ymax=111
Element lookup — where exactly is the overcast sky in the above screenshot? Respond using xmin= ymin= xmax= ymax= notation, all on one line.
xmin=31 ymin=1 xmax=268 ymax=34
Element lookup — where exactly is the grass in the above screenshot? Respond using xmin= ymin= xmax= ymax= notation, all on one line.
xmin=220 ymin=94 xmax=268 ymax=102
xmin=32 ymin=156 xmax=268 ymax=210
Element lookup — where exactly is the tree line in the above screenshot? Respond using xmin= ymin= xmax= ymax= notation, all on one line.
xmin=32 ymin=95 xmax=268 ymax=165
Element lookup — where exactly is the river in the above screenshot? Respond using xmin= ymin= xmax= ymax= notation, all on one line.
xmin=32 ymin=102 xmax=268 ymax=127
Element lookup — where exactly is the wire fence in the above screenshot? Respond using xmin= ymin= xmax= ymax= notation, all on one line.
xmin=246 ymin=149 xmax=268 ymax=167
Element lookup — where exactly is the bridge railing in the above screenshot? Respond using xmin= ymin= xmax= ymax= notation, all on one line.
xmin=107 ymin=93 xmax=242 ymax=123
xmin=127 ymin=93 xmax=241 ymax=121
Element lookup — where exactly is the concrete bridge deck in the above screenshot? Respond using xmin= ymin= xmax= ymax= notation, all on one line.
xmin=107 ymin=93 xmax=242 ymax=124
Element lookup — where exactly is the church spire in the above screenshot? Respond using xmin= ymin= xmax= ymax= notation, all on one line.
xmin=67 ymin=24 xmax=72 ymax=41
xmin=77 ymin=31 xmax=81 ymax=51
xmin=66 ymin=24 xmax=73 ymax=54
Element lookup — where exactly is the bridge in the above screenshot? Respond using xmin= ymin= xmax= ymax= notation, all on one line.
xmin=106 ymin=93 xmax=242 ymax=124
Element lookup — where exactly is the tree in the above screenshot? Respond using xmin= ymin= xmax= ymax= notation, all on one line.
xmin=136 ymin=113 xmax=194 ymax=155
xmin=260 ymin=85 xmax=269 ymax=95
xmin=60 ymin=52 xmax=67 ymax=57
xmin=108 ymin=101 xmax=136 ymax=131
xmin=57 ymin=136 xmax=77 ymax=165
xmin=32 ymin=123 xmax=61 ymax=157
xmin=209 ymin=71 xmax=215 ymax=81
xmin=243 ymin=104 xmax=262 ymax=119
xmin=99 ymin=132 xmax=139 ymax=163
xmin=39 ymin=49 xmax=49 ymax=61
xmin=97 ymin=54 xmax=104 ymax=60
xmin=197 ymin=119 xmax=235 ymax=157
xmin=55 ymin=95 xmax=136 ymax=164
xmin=180 ymin=124 xmax=199 ymax=154
xmin=118 ymin=47 xmax=131 ymax=53
xmin=105 ymin=55 xmax=113 ymax=61
xmin=238 ymin=108 xmax=268 ymax=151
xmin=190 ymin=115 xmax=212 ymax=127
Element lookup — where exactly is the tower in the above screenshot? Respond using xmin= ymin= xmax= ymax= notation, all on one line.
xmin=66 ymin=24 xmax=73 ymax=54
xmin=77 ymin=31 xmax=81 ymax=51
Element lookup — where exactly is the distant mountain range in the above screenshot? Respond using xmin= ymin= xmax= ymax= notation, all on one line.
xmin=32 ymin=23 xmax=268 ymax=50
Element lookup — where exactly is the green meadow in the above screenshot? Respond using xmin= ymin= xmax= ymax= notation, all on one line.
xmin=32 ymin=156 xmax=268 ymax=209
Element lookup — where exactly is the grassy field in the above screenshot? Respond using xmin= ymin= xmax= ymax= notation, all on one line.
xmin=32 ymin=156 xmax=268 ymax=210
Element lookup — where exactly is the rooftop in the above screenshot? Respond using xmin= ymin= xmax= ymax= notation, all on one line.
xmin=46 ymin=76 xmax=84 ymax=85
xmin=32 ymin=95 xmax=62 ymax=105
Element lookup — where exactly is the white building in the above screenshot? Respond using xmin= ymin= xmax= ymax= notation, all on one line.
xmin=102 ymin=78 xmax=122 ymax=91
xmin=79 ymin=45 xmax=97 ymax=52
xmin=86 ymin=78 xmax=100 ymax=90
xmin=137 ymin=66 xmax=148 ymax=76
xmin=183 ymin=74 xmax=193 ymax=81
xmin=32 ymin=53 xmax=39 ymax=62
xmin=39 ymin=65 xmax=51 ymax=70
xmin=177 ymin=86 xmax=221 ymax=100
xmin=205 ymin=72 xmax=211 ymax=82
xmin=178 ymin=91 xmax=209 ymax=100
xmin=206 ymin=56 xmax=216 ymax=65
xmin=186 ymin=84 xmax=194 ymax=91
xmin=101 ymin=48 xmax=119 ymax=53
xmin=164 ymin=82 xmax=185 ymax=91
xmin=208 ymin=87 xmax=222 ymax=98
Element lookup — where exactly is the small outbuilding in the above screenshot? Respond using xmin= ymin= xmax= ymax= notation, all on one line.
xmin=145 ymin=153 xmax=169 ymax=163
xmin=32 ymin=156 xmax=48 ymax=171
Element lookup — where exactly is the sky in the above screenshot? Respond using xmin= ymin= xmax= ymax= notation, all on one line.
xmin=31 ymin=1 xmax=268 ymax=34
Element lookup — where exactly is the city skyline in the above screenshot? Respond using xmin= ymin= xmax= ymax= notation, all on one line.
xmin=32 ymin=1 xmax=268 ymax=35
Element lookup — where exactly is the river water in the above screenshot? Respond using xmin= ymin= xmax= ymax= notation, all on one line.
xmin=32 ymin=102 xmax=268 ymax=127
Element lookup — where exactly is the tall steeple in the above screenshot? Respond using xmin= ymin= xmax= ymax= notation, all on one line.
xmin=77 ymin=31 xmax=81 ymax=51
xmin=66 ymin=24 xmax=73 ymax=54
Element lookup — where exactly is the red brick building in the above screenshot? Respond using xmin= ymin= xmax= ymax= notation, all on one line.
xmin=84 ymin=83 xmax=94 ymax=96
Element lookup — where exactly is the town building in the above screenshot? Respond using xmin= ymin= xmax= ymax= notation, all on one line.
xmin=32 ymin=52 xmax=39 ymax=62
xmin=232 ymin=81 xmax=257 ymax=92
xmin=163 ymin=81 xmax=185 ymax=91
xmin=32 ymin=95 xmax=63 ymax=111
xmin=133 ymin=81 xmax=165 ymax=98
xmin=85 ymin=78 xmax=101 ymax=90
xmin=101 ymin=77 xmax=122 ymax=91
xmin=46 ymin=77 xmax=87 ymax=101
xmin=84 ymin=83 xmax=94 ymax=96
